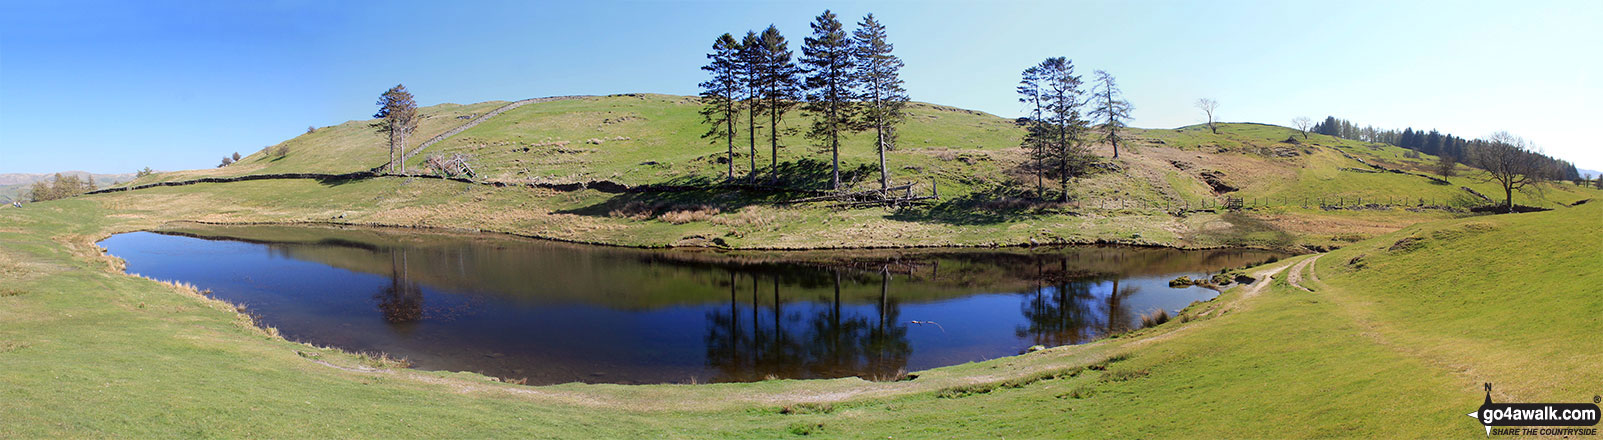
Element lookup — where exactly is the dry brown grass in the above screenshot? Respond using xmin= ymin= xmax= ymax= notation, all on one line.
xmin=659 ymin=206 xmax=719 ymax=224
xmin=709 ymin=206 xmax=794 ymax=228
xmin=608 ymin=201 xmax=721 ymax=224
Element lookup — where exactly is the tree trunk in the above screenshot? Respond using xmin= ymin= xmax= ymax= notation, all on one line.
xmin=727 ymin=109 xmax=735 ymax=180
xmin=1110 ymin=126 xmax=1119 ymax=158
xmin=830 ymin=96 xmax=840 ymax=191
xmin=770 ymin=98 xmax=778 ymax=170
xmin=1035 ymin=143 xmax=1044 ymax=200
xmin=878 ymin=124 xmax=888 ymax=191
xmin=1505 ymin=185 xmax=1514 ymax=213
xmin=398 ymin=131 xmax=407 ymax=174
xmin=1059 ymin=125 xmax=1069 ymax=202
xmin=748 ymin=100 xmax=757 ymax=182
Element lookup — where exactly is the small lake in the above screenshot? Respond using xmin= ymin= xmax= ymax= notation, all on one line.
xmin=99 ymin=224 xmax=1283 ymax=385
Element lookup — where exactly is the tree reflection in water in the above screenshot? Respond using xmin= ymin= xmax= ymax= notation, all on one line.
xmin=374 ymin=249 xmax=424 ymax=327
xmin=1016 ymin=258 xmax=1139 ymax=347
xmin=120 ymin=225 xmax=1283 ymax=384
xmin=705 ymin=268 xmax=911 ymax=382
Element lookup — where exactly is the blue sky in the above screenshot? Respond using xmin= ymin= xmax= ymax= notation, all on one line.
xmin=2 ymin=0 xmax=1600 ymax=174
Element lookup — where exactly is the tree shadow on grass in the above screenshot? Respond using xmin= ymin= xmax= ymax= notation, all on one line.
xmin=315 ymin=175 xmax=366 ymax=188
xmin=559 ymin=159 xmax=879 ymax=219
xmin=886 ymin=185 xmax=1065 ymax=226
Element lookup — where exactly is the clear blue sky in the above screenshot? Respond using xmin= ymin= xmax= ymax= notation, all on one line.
xmin=3 ymin=0 xmax=1600 ymax=174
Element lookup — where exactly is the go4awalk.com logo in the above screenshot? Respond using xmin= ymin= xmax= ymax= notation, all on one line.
xmin=1469 ymin=383 xmax=1601 ymax=436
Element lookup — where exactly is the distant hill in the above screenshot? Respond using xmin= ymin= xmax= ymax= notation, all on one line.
xmin=1579 ymin=168 xmax=1602 ymax=179
xmin=0 ymin=171 xmax=135 ymax=202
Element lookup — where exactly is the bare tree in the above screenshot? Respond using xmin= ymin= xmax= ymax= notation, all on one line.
xmin=1291 ymin=116 xmax=1312 ymax=139
xmin=1088 ymin=70 xmax=1132 ymax=158
xmin=1195 ymin=98 xmax=1219 ymax=134
xmin=1471 ymin=131 xmax=1547 ymax=212
xmin=373 ymin=84 xmax=419 ymax=174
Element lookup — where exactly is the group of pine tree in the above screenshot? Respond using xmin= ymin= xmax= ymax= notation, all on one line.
xmin=1016 ymin=58 xmax=1131 ymax=201
xmin=698 ymin=10 xmax=906 ymax=191
xmin=1310 ymin=116 xmax=1580 ymax=181
xmin=698 ymin=10 xmax=1132 ymax=200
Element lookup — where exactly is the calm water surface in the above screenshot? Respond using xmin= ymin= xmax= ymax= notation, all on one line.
xmin=99 ymin=225 xmax=1283 ymax=385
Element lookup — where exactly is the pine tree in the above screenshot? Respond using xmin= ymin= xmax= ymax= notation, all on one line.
xmin=851 ymin=14 xmax=908 ymax=191
xmin=1088 ymin=70 xmax=1132 ymax=158
xmin=1435 ymin=152 xmax=1456 ymax=178
xmin=758 ymin=25 xmax=802 ymax=171
xmin=800 ymin=10 xmax=858 ymax=190
xmin=1040 ymin=58 xmax=1088 ymax=201
xmin=1318 ymin=116 xmax=1339 ymax=135
xmin=1017 ymin=64 xmax=1048 ymax=198
xmin=738 ymin=31 xmax=764 ymax=181
xmin=373 ymin=84 xmax=419 ymax=174
xmin=699 ymin=33 xmax=743 ymax=180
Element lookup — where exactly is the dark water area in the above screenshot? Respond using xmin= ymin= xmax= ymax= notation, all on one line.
xmin=98 ymin=224 xmax=1284 ymax=385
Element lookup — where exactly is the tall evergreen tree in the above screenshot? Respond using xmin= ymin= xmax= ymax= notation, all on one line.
xmin=800 ymin=10 xmax=858 ymax=190
xmin=1017 ymin=64 xmax=1049 ymax=198
xmin=1435 ymin=152 xmax=1457 ymax=178
xmin=1087 ymin=70 xmax=1132 ymax=158
xmin=738 ymin=31 xmax=764 ymax=181
xmin=699 ymin=33 xmax=743 ymax=180
xmin=1040 ymin=58 xmax=1088 ymax=201
xmin=373 ymin=84 xmax=419 ymax=174
xmin=757 ymin=25 xmax=802 ymax=171
xmin=851 ymin=14 xmax=908 ymax=191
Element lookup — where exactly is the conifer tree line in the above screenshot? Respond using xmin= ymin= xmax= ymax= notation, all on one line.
xmin=1310 ymin=116 xmax=1579 ymax=181
xmin=1015 ymin=58 xmax=1131 ymax=201
xmin=699 ymin=10 xmax=908 ymax=191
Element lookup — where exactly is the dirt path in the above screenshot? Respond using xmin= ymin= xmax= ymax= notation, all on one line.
xmin=1285 ymin=254 xmax=1321 ymax=292
xmin=384 ymin=95 xmax=591 ymax=171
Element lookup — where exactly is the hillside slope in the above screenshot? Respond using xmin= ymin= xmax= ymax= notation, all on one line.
xmin=122 ymin=101 xmax=510 ymax=185
xmin=102 ymin=93 xmax=1600 ymax=250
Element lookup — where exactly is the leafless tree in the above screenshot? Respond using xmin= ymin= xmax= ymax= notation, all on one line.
xmin=1471 ymin=131 xmax=1547 ymax=212
xmin=1291 ymin=116 xmax=1312 ymax=139
xmin=1195 ymin=98 xmax=1219 ymax=134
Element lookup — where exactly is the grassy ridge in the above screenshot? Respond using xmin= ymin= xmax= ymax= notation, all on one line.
xmin=102 ymin=94 xmax=1599 ymax=252
xmin=123 ymin=101 xmax=509 ymax=185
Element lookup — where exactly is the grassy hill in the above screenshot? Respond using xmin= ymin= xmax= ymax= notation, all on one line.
xmin=122 ymin=101 xmax=510 ymax=184
xmin=103 ymin=93 xmax=1598 ymax=252
xmin=3 ymin=154 xmax=1596 ymax=437
xmin=4 ymin=92 xmax=1599 ymax=437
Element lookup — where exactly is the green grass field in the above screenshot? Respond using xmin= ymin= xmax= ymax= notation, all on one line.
xmin=3 ymin=178 xmax=1596 ymax=437
xmin=4 ymin=93 xmax=1599 ymax=437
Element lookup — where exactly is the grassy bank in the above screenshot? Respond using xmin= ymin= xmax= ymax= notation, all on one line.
xmin=2 ymin=186 xmax=1597 ymax=437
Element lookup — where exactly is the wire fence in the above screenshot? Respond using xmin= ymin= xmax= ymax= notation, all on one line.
xmin=1054 ymin=195 xmax=1478 ymax=213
